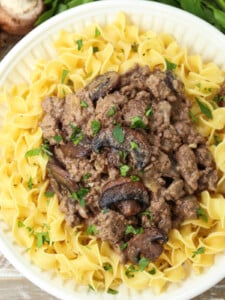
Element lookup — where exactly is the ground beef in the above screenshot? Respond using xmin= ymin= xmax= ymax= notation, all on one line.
xmin=40 ymin=64 xmax=219 ymax=265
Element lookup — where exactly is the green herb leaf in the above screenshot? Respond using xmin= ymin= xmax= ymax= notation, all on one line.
xmin=107 ymin=105 xmax=116 ymax=117
xmin=18 ymin=220 xmax=25 ymax=228
xmin=125 ymin=264 xmax=137 ymax=278
xmin=130 ymin=175 xmax=140 ymax=182
xmin=88 ymin=284 xmax=95 ymax=292
xmin=102 ymin=207 xmax=109 ymax=214
xmin=76 ymin=39 xmax=83 ymax=51
xmin=93 ymin=46 xmax=99 ymax=53
xmin=70 ymin=124 xmax=84 ymax=145
xmin=120 ymin=242 xmax=128 ymax=250
xmin=80 ymin=100 xmax=88 ymax=108
xmin=25 ymin=148 xmax=42 ymax=157
xmin=131 ymin=42 xmax=138 ymax=52
xmin=107 ymin=288 xmax=118 ymax=295
xmin=165 ymin=59 xmax=177 ymax=71
xmin=141 ymin=210 xmax=154 ymax=221
xmin=86 ymin=224 xmax=98 ymax=235
xmin=138 ymin=257 xmax=150 ymax=271
xmin=197 ymin=207 xmax=208 ymax=222
xmin=27 ymin=177 xmax=33 ymax=190
xmin=192 ymin=246 xmax=205 ymax=258
xmin=61 ymin=69 xmax=69 ymax=84
xmin=41 ymin=141 xmax=52 ymax=157
xmin=130 ymin=116 xmax=146 ymax=129
xmin=95 ymin=27 xmax=101 ymax=37
xmin=145 ymin=107 xmax=152 ymax=117
xmin=91 ymin=120 xmax=101 ymax=135
xmin=120 ymin=165 xmax=130 ymax=177
xmin=36 ymin=232 xmax=50 ymax=248
xmin=83 ymin=173 xmax=91 ymax=182
xmin=53 ymin=134 xmax=62 ymax=143
xmin=196 ymin=82 xmax=201 ymax=89
xmin=189 ymin=110 xmax=198 ymax=123
xmin=113 ymin=125 xmax=125 ymax=143
xmin=125 ymin=225 xmax=143 ymax=235
xmin=196 ymin=98 xmax=213 ymax=119
xmin=130 ymin=141 xmax=139 ymax=150
xmin=214 ymin=134 xmax=221 ymax=146
xmin=103 ymin=263 xmax=113 ymax=272
xmin=119 ymin=150 xmax=128 ymax=161
xmin=71 ymin=187 xmax=89 ymax=207
xmin=44 ymin=191 xmax=55 ymax=198
xmin=148 ymin=268 xmax=156 ymax=275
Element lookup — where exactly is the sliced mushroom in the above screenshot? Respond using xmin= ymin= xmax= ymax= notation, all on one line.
xmin=99 ymin=178 xmax=149 ymax=214
xmin=85 ymin=71 xmax=120 ymax=102
xmin=59 ymin=138 xmax=91 ymax=159
xmin=92 ymin=127 xmax=151 ymax=169
xmin=125 ymin=228 xmax=167 ymax=264
xmin=47 ymin=159 xmax=78 ymax=193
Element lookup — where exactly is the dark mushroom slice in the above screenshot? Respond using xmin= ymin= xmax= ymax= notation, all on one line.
xmin=85 ymin=71 xmax=120 ymax=102
xmin=92 ymin=127 xmax=151 ymax=169
xmin=99 ymin=178 xmax=149 ymax=216
xmin=47 ymin=159 xmax=78 ymax=193
xmin=59 ymin=137 xmax=92 ymax=159
xmin=125 ymin=228 xmax=168 ymax=264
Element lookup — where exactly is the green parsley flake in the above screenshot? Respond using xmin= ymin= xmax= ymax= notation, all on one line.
xmin=70 ymin=124 xmax=84 ymax=145
xmin=25 ymin=148 xmax=42 ymax=157
xmin=61 ymin=69 xmax=69 ymax=84
xmin=27 ymin=177 xmax=33 ymax=190
xmin=76 ymin=39 xmax=83 ymax=51
xmin=91 ymin=120 xmax=101 ymax=135
xmin=145 ymin=107 xmax=152 ymax=117
xmin=103 ymin=263 xmax=113 ymax=272
xmin=165 ymin=59 xmax=177 ymax=71
xmin=197 ymin=207 xmax=208 ymax=222
xmin=214 ymin=135 xmax=221 ymax=146
xmin=102 ymin=207 xmax=109 ymax=214
xmin=189 ymin=111 xmax=198 ymax=124
xmin=196 ymin=98 xmax=213 ymax=119
xmin=36 ymin=232 xmax=50 ymax=248
xmin=131 ymin=42 xmax=138 ymax=52
xmin=95 ymin=27 xmax=101 ymax=37
xmin=112 ymin=125 xmax=125 ymax=143
xmin=142 ymin=210 xmax=154 ymax=221
xmin=192 ymin=246 xmax=205 ymax=258
xmin=138 ymin=257 xmax=150 ymax=271
xmin=120 ymin=242 xmax=128 ymax=251
xmin=83 ymin=173 xmax=91 ymax=182
xmin=130 ymin=116 xmax=146 ymax=129
xmin=107 ymin=105 xmax=116 ymax=117
xmin=130 ymin=141 xmax=139 ymax=150
xmin=86 ymin=224 xmax=98 ymax=235
xmin=107 ymin=288 xmax=118 ymax=295
xmin=80 ymin=100 xmax=88 ymax=108
xmin=130 ymin=175 xmax=140 ymax=182
xmin=88 ymin=284 xmax=95 ymax=292
xmin=119 ymin=150 xmax=128 ymax=161
xmin=44 ymin=191 xmax=54 ymax=198
xmin=93 ymin=46 xmax=99 ymax=53
xmin=120 ymin=165 xmax=130 ymax=177
xmin=148 ymin=268 xmax=156 ymax=275
xmin=125 ymin=225 xmax=143 ymax=235
xmin=53 ymin=134 xmax=62 ymax=143
xmin=71 ymin=187 xmax=89 ymax=207
xmin=125 ymin=264 xmax=137 ymax=278
xmin=18 ymin=220 xmax=25 ymax=228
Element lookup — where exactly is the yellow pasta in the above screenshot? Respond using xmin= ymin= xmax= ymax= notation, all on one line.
xmin=0 ymin=13 xmax=225 ymax=294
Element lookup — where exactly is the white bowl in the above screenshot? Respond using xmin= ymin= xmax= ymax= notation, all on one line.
xmin=0 ymin=1 xmax=225 ymax=299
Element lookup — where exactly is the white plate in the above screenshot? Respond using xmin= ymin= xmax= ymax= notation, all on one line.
xmin=0 ymin=1 xmax=225 ymax=299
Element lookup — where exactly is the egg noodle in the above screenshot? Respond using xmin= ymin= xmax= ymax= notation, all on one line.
xmin=0 ymin=13 xmax=225 ymax=293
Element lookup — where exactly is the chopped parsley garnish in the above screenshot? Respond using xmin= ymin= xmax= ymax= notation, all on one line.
xmin=130 ymin=175 xmax=140 ymax=182
xmin=112 ymin=125 xmax=125 ymax=143
xmin=53 ymin=134 xmax=62 ymax=143
xmin=18 ymin=220 xmax=25 ymax=228
xmin=120 ymin=242 xmax=128 ymax=251
xmin=83 ymin=173 xmax=91 ymax=182
xmin=76 ymin=39 xmax=83 ymax=51
xmin=103 ymin=263 xmax=113 ymax=272
xmin=25 ymin=148 xmax=41 ymax=157
xmin=138 ymin=257 xmax=150 ymax=271
xmin=120 ymin=165 xmax=130 ymax=177
xmin=131 ymin=42 xmax=138 ymax=52
xmin=71 ymin=187 xmax=89 ymax=207
xmin=130 ymin=141 xmax=139 ymax=150
xmin=102 ymin=207 xmax=109 ymax=214
xmin=148 ymin=268 xmax=156 ymax=275
xmin=196 ymin=82 xmax=201 ymax=89
xmin=80 ymin=100 xmax=88 ymax=108
xmin=196 ymin=98 xmax=213 ymax=119
xmin=165 ymin=59 xmax=177 ymax=71
xmin=125 ymin=225 xmax=143 ymax=235
xmin=214 ymin=134 xmax=221 ymax=146
xmin=70 ymin=124 xmax=84 ymax=145
xmin=95 ymin=27 xmax=101 ymax=37
xmin=192 ymin=246 xmax=205 ymax=258
xmin=145 ymin=107 xmax=152 ymax=117
xmin=27 ymin=177 xmax=33 ymax=190
xmin=125 ymin=264 xmax=137 ymax=278
xmin=119 ymin=150 xmax=128 ymax=161
xmin=35 ymin=232 xmax=50 ymax=248
xmin=44 ymin=191 xmax=54 ymax=198
xmin=61 ymin=69 xmax=69 ymax=84
xmin=107 ymin=288 xmax=118 ymax=295
xmin=142 ymin=210 xmax=154 ymax=221
xmin=213 ymin=94 xmax=225 ymax=103
xmin=88 ymin=284 xmax=95 ymax=292
xmin=197 ymin=207 xmax=208 ymax=222
xmin=93 ymin=46 xmax=99 ymax=53
xmin=86 ymin=224 xmax=98 ymax=235
xmin=130 ymin=116 xmax=146 ymax=129
xmin=107 ymin=105 xmax=116 ymax=117
xmin=189 ymin=110 xmax=198 ymax=123
xmin=91 ymin=120 xmax=101 ymax=135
